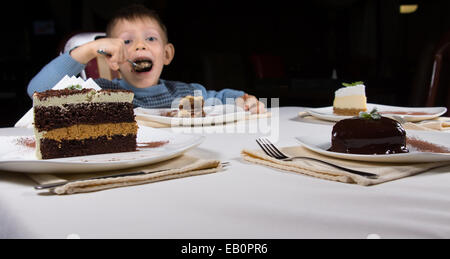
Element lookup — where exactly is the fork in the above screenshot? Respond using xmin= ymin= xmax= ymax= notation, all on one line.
xmin=256 ymin=138 xmax=378 ymax=179
xmin=97 ymin=49 xmax=140 ymax=70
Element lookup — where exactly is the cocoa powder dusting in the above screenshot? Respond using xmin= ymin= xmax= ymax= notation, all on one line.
xmin=407 ymin=137 xmax=450 ymax=153
xmin=15 ymin=137 xmax=36 ymax=149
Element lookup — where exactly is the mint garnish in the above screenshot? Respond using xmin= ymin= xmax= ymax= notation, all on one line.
xmin=66 ymin=84 xmax=83 ymax=90
xmin=342 ymin=81 xmax=364 ymax=87
xmin=359 ymin=108 xmax=381 ymax=120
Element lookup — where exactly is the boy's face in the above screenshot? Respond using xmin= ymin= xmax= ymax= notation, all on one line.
xmin=110 ymin=17 xmax=174 ymax=88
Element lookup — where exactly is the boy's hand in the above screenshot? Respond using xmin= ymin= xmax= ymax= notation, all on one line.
xmin=236 ymin=94 xmax=266 ymax=114
xmin=70 ymin=38 xmax=129 ymax=71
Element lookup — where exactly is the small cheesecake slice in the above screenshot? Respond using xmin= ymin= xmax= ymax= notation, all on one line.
xmin=333 ymin=82 xmax=367 ymax=116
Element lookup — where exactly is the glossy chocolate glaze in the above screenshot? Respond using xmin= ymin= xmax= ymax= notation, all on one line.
xmin=329 ymin=116 xmax=409 ymax=155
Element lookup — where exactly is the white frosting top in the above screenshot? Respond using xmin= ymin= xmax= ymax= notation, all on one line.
xmin=15 ymin=76 xmax=104 ymax=129
xmin=335 ymin=84 xmax=366 ymax=97
xmin=33 ymin=91 xmax=134 ymax=107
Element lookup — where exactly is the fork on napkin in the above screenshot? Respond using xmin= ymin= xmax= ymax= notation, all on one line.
xmin=29 ymin=155 xmax=225 ymax=195
xmin=242 ymin=145 xmax=450 ymax=186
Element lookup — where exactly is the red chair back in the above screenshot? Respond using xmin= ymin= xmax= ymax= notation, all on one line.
xmin=426 ymin=31 xmax=450 ymax=115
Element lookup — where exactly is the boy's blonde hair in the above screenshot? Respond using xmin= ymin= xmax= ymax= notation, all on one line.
xmin=106 ymin=4 xmax=169 ymax=43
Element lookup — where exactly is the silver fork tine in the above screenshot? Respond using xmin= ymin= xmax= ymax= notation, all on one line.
xmin=256 ymin=138 xmax=276 ymax=158
xmin=261 ymin=138 xmax=289 ymax=159
xmin=258 ymin=138 xmax=288 ymax=160
xmin=259 ymin=138 xmax=282 ymax=159
xmin=258 ymin=138 xmax=282 ymax=159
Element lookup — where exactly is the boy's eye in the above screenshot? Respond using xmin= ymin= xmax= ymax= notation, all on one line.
xmin=124 ymin=39 xmax=132 ymax=44
xmin=147 ymin=37 xmax=157 ymax=42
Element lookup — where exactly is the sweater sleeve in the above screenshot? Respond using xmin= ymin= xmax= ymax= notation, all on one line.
xmin=27 ymin=53 xmax=86 ymax=98
xmin=190 ymin=83 xmax=245 ymax=106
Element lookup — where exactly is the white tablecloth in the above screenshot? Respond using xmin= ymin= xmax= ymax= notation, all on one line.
xmin=1 ymin=107 xmax=450 ymax=239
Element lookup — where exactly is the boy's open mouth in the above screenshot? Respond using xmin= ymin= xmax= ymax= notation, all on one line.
xmin=132 ymin=58 xmax=153 ymax=73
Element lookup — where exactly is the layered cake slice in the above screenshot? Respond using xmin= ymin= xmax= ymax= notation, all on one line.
xmin=178 ymin=95 xmax=206 ymax=118
xmin=333 ymin=82 xmax=367 ymax=116
xmin=33 ymin=88 xmax=138 ymax=159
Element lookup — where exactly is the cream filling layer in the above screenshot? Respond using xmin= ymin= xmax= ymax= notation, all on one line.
xmin=333 ymin=95 xmax=367 ymax=109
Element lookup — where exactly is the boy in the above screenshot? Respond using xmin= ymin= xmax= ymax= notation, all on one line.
xmin=27 ymin=4 xmax=265 ymax=114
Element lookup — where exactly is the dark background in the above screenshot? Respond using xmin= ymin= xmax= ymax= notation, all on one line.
xmin=1 ymin=0 xmax=449 ymax=127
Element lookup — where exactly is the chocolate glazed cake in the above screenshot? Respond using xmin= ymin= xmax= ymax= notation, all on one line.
xmin=329 ymin=111 xmax=409 ymax=155
xmin=33 ymin=89 xmax=138 ymax=159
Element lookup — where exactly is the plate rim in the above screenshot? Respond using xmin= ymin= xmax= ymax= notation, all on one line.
xmin=295 ymin=130 xmax=450 ymax=163
xmin=306 ymin=103 xmax=447 ymax=122
xmin=0 ymin=125 xmax=205 ymax=173
xmin=134 ymin=105 xmax=250 ymax=126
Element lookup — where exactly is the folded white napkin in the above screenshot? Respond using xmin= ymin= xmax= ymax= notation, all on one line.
xmin=29 ymin=155 xmax=223 ymax=195
xmin=242 ymin=146 xmax=450 ymax=186
xmin=402 ymin=119 xmax=450 ymax=131
xmin=15 ymin=76 xmax=102 ymax=128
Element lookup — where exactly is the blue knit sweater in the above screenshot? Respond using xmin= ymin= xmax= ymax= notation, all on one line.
xmin=27 ymin=53 xmax=245 ymax=108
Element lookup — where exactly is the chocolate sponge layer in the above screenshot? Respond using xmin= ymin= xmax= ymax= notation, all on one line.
xmin=39 ymin=134 xmax=137 ymax=160
xmin=34 ymin=103 xmax=135 ymax=132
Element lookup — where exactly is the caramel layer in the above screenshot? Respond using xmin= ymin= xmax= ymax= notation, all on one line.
xmin=41 ymin=122 xmax=138 ymax=142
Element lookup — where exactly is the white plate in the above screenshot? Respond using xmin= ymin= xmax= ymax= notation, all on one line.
xmin=306 ymin=103 xmax=447 ymax=122
xmin=0 ymin=126 xmax=205 ymax=174
xmin=296 ymin=130 xmax=450 ymax=163
xmin=134 ymin=105 xmax=249 ymax=126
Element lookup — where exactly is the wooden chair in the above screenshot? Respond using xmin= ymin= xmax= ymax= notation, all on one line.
xmin=62 ymin=32 xmax=121 ymax=80
xmin=426 ymin=31 xmax=450 ymax=115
